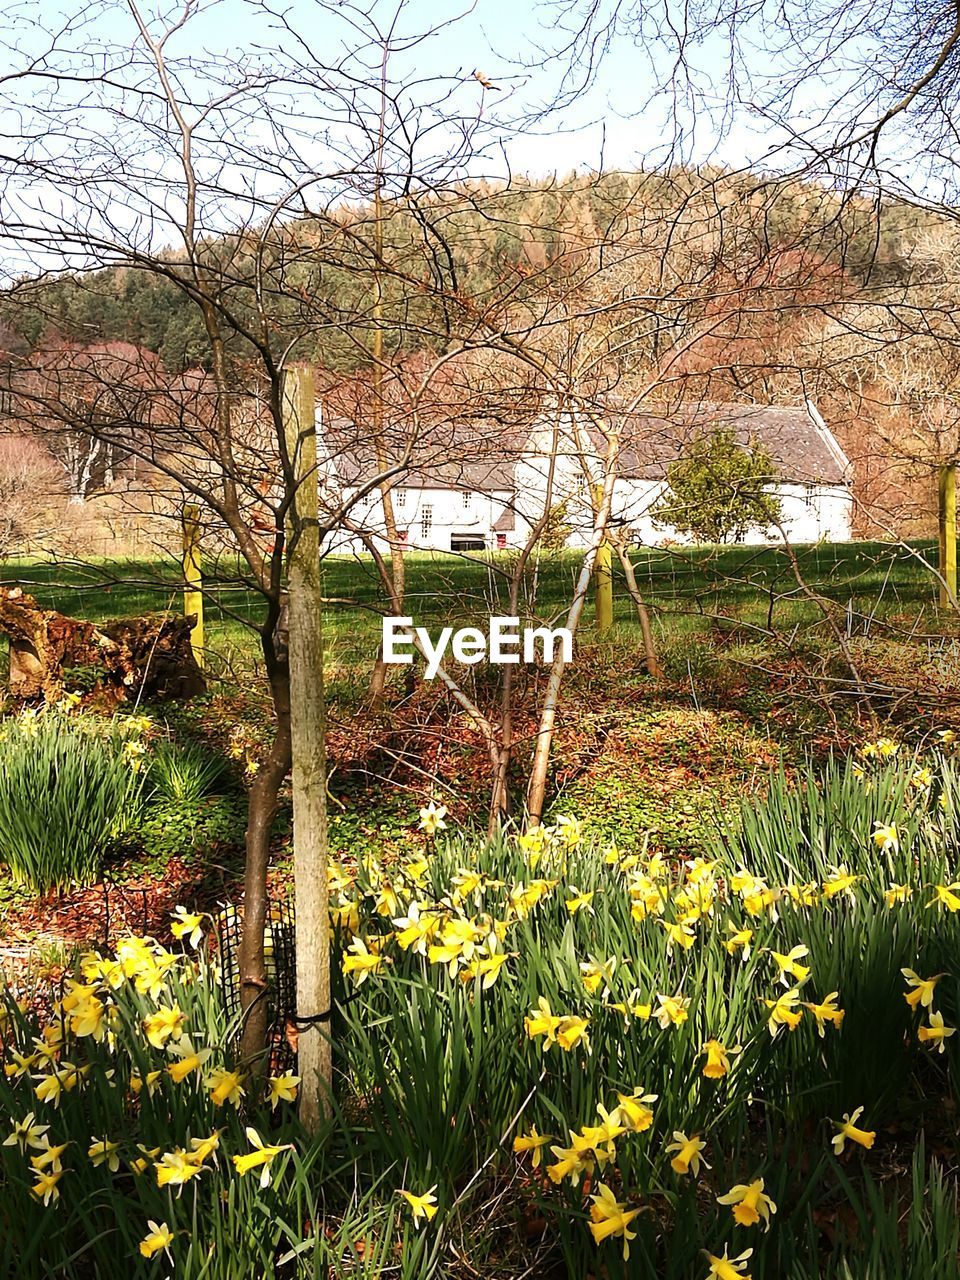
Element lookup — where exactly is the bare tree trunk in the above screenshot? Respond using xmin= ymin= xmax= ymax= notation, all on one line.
xmin=488 ymin=412 xmax=565 ymax=834
xmin=613 ymin=535 xmax=662 ymax=677
xmin=283 ymin=366 xmax=332 ymax=1129
xmin=527 ymin=476 xmax=614 ymax=825
xmin=238 ymin=640 xmax=292 ymax=1070
xmin=367 ymin=70 xmax=405 ymax=707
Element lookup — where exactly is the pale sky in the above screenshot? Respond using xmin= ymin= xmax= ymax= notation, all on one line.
xmin=0 ymin=0 xmax=946 ymax=280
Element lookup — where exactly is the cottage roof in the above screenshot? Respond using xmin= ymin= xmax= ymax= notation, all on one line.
xmin=322 ymin=414 xmax=520 ymax=493
xmin=579 ymin=401 xmax=849 ymax=486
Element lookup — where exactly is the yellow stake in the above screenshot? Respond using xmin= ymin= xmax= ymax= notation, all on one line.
xmin=939 ymin=463 xmax=957 ymax=609
xmin=182 ymin=503 xmax=204 ymax=667
xmin=593 ymin=483 xmax=613 ymax=633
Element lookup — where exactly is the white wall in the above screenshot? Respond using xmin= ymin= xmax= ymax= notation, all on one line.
xmin=321 ymin=485 xmax=519 ymax=556
xmin=514 ymin=454 xmax=854 ymax=548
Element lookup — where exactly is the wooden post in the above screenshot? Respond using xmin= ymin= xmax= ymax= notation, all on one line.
xmin=182 ymin=504 xmax=204 ymax=667
xmin=283 ymin=365 xmax=332 ymax=1130
xmin=939 ymin=463 xmax=957 ymax=609
xmin=593 ymin=483 xmax=613 ymax=633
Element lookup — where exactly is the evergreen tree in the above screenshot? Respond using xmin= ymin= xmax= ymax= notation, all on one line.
xmin=652 ymin=427 xmax=783 ymax=543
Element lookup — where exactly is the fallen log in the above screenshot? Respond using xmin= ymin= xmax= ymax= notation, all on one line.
xmin=0 ymin=586 xmax=205 ymax=702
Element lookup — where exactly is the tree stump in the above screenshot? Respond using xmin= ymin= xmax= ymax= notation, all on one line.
xmin=0 ymin=587 xmax=206 ymax=701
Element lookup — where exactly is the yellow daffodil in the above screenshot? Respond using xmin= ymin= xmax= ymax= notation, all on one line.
xmin=872 ymin=822 xmax=898 ymax=852
xmin=143 ymin=1004 xmax=186 ymax=1050
xmin=654 ymin=993 xmax=690 ymax=1029
xmin=831 ymin=1106 xmax=875 ymax=1155
xmin=577 ymin=1104 xmax=625 ymax=1166
xmin=34 ymin=1064 xmax=87 ymax=1108
xmin=662 ymin=919 xmax=698 ymax=953
xmin=171 ymin=907 xmax=206 ymax=949
xmin=803 ymin=992 xmax=844 ymax=1036
xmin=508 ymin=879 xmax=557 ymax=918
xmin=614 ymin=1087 xmax=658 ymax=1133
xmin=231 ymin=1126 xmax=291 ymax=1188
xmin=155 ymin=1149 xmax=204 ymax=1189
xmin=4 ymin=1050 xmax=39 ymax=1080
xmin=392 ymin=903 xmax=440 ymax=955
xmin=130 ymin=1144 xmax=161 ymax=1175
xmin=61 ymin=983 xmax=108 ymax=1040
xmin=565 ymin=888 xmax=595 ymax=915
xmin=588 ymin=1183 xmax=642 ymax=1260
xmin=268 ymin=1073 xmax=301 ymax=1110
xmin=398 ymin=1185 xmax=438 ymax=1226
xmin=139 ymin=1220 xmax=174 ymax=1261
xmin=30 ymin=1168 xmax=64 ymax=1205
xmin=822 ymin=865 xmax=858 ymax=900
xmin=524 ymin=997 xmax=560 ymax=1047
xmin=784 ymin=882 xmax=819 ymax=908
xmin=579 ymin=956 xmax=617 ymax=996
xmin=166 ymin=1039 xmax=211 ymax=1083
xmin=928 ymin=884 xmax=960 ymax=912
xmin=702 ymin=1246 xmax=753 ymax=1279
xmin=469 ymin=951 xmax=512 ymax=989
xmin=330 ymin=896 xmax=360 ymax=933
xmin=628 ymin=871 xmax=667 ymax=921
xmin=342 ymin=936 xmax=388 ymax=985
xmin=188 ymin=1133 xmax=221 ymax=1165
xmin=884 ymin=883 xmax=912 ymax=908
xmin=702 ymin=1039 xmax=739 ymax=1079
xmin=769 ymin=944 xmax=811 ymax=987
xmin=546 ymin=1138 xmax=595 ymax=1186
xmin=402 ymin=856 xmax=431 ymax=885
xmin=742 ymin=883 xmax=779 ymax=918
xmin=717 ymin=1178 xmax=777 ymax=1229
xmin=556 ymin=1015 xmax=591 ymax=1053
xmin=30 ymin=1139 xmax=69 ymax=1173
xmin=606 ymin=994 xmax=653 ymax=1023
xmin=88 ymin=1138 xmax=121 ymax=1172
xmin=4 ymin=1112 xmax=49 ymax=1153
xmin=418 ymin=802 xmax=447 ymax=836
xmin=901 ymin=968 xmax=943 ymax=1010
xmin=666 ymin=1131 xmax=709 ymax=1177
xmin=206 ymin=1068 xmax=245 ymax=1107
xmin=513 ymin=1126 xmax=554 ymax=1168
xmin=130 ymin=1070 xmax=162 ymax=1098
xmin=918 ymin=1010 xmax=956 ymax=1054
xmin=725 ymin=925 xmax=753 ymax=960
xmin=763 ymin=989 xmax=803 ymax=1037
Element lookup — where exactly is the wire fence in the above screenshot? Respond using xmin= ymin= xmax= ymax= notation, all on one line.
xmin=213 ymin=895 xmax=298 ymax=1075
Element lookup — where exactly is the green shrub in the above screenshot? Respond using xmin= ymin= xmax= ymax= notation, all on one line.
xmin=0 ymin=709 xmax=147 ymax=892
xmin=148 ymin=739 xmax=234 ymax=804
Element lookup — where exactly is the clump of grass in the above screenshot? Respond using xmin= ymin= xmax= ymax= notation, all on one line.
xmin=0 ymin=709 xmax=147 ymax=892
xmin=148 ymin=739 xmax=234 ymax=804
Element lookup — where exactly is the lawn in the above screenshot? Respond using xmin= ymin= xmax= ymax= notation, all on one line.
xmin=2 ymin=538 xmax=949 ymax=675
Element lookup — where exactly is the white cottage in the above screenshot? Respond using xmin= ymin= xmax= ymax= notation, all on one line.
xmin=317 ymin=414 xmax=522 ymax=555
xmin=315 ymin=399 xmax=852 ymax=556
xmin=513 ymin=400 xmax=853 ymax=548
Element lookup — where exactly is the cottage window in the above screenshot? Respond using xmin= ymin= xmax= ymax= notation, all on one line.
xmin=396 ymin=488 xmax=407 ymax=508
xmin=461 ymin=490 xmax=471 ymax=509
xmin=804 ymin=485 xmax=817 ymax=509
xmin=421 ymin=505 xmax=433 ymax=539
